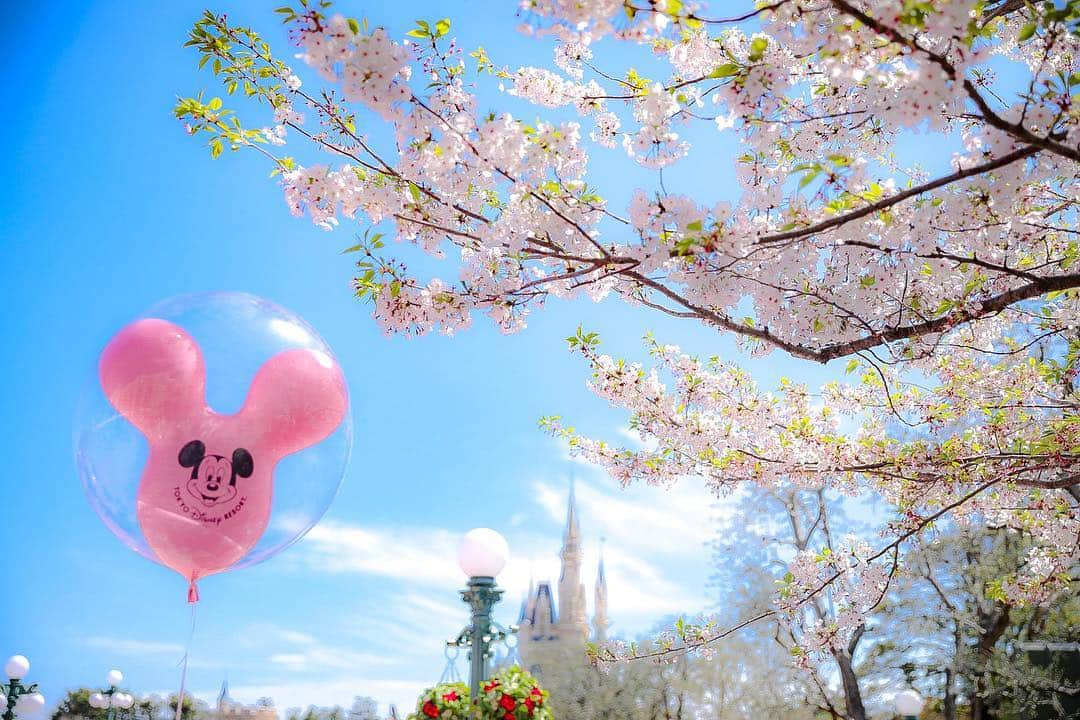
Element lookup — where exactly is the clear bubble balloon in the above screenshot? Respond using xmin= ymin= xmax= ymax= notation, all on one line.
xmin=75 ymin=292 xmax=352 ymax=593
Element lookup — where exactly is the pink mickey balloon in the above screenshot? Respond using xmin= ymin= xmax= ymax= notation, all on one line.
xmin=76 ymin=293 xmax=352 ymax=599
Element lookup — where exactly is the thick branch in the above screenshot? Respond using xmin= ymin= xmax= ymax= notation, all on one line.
xmin=756 ymin=145 xmax=1040 ymax=246
xmin=627 ymin=269 xmax=1080 ymax=362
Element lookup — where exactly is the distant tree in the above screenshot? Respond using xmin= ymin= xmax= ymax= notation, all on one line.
xmin=51 ymin=688 xmax=109 ymax=720
xmin=536 ymin=643 xmax=693 ymax=720
xmin=52 ymin=690 xmax=167 ymax=720
xmin=709 ymin=486 xmax=890 ymax=720
xmin=535 ymin=630 xmax=819 ymax=720
xmin=131 ymin=696 xmax=159 ymax=720
xmin=163 ymin=694 xmax=208 ymax=720
xmin=346 ymin=697 xmax=377 ymax=720
xmin=872 ymin=526 xmax=1080 ymax=720
xmin=291 ymin=705 xmax=346 ymax=720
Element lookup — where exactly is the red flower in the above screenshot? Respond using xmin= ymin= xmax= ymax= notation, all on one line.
xmin=529 ymin=687 xmax=543 ymax=704
xmin=499 ymin=694 xmax=516 ymax=712
xmin=503 ymin=714 xmax=514 ymax=720
xmin=421 ymin=701 xmax=439 ymax=718
xmin=484 ymin=681 xmax=501 ymax=693
xmin=441 ymin=692 xmax=459 ymax=703
xmin=524 ymin=699 xmax=535 ymax=714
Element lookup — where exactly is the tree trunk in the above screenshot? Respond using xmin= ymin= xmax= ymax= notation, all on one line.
xmin=970 ymin=606 xmax=1011 ymax=720
xmin=943 ymin=620 xmax=962 ymax=720
xmin=832 ymin=650 xmax=867 ymax=720
xmin=943 ymin=667 xmax=957 ymax=720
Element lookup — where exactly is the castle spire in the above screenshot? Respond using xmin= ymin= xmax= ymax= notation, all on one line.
xmin=593 ymin=539 xmax=611 ymax=642
xmin=564 ymin=478 xmax=580 ymax=545
xmin=558 ymin=478 xmax=588 ymax=636
xmin=217 ymin=676 xmax=231 ymax=711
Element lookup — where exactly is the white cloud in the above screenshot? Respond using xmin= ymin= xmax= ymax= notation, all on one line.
xmin=520 ymin=476 xmax=717 ymax=628
xmin=176 ymin=623 xmax=432 ymax=715
xmin=267 ymin=648 xmax=391 ymax=673
xmin=83 ymin=636 xmax=222 ymax=672
xmin=286 ymin=464 xmax=723 ymax=640
xmin=85 ymin=636 xmax=185 ymax=656
xmin=258 ymin=630 xmax=395 ymax=673
xmin=532 ymin=473 xmax=723 ymax=558
xmin=296 ymin=523 xmax=462 ymax=586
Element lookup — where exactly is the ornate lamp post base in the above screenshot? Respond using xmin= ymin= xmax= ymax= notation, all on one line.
xmin=448 ymin=529 xmax=517 ymax=704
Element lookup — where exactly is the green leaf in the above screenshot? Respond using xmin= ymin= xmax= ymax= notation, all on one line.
xmin=435 ymin=18 xmax=451 ymax=38
xmin=408 ymin=182 xmax=422 ymax=203
xmin=209 ymin=137 xmax=223 ymax=159
xmin=748 ymin=37 xmax=768 ymax=62
xmin=347 ymin=17 xmax=360 ymax=35
xmin=406 ymin=19 xmax=431 ymax=38
xmin=707 ymin=63 xmax=740 ymax=78
xmin=798 ymin=169 xmax=820 ymax=188
xmin=1018 ymin=21 xmax=1037 ymax=41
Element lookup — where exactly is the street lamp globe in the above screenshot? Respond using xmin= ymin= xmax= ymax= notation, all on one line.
xmin=0 ymin=693 xmax=8 ymax=712
xmin=106 ymin=670 xmax=123 ymax=688
xmin=89 ymin=693 xmax=106 ymax=709
xmin=16 ymin=692 xmax=45 ymax=717
xmin=894 ymin=689 xmax=924 ymax=717
xmin=4 ymin=656 xmax=29 ymax=681
xmin=458 ymin=528 xmax=509 ymax=578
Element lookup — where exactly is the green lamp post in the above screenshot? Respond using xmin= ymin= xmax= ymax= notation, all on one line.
xmin=2 ymin=655 xmax=45 ymax=720
xmin=449 ymin=528 xmax=513 ymax=703
xmin=894 ymin=689 xmax=924 ymax=720
xmin=89 ymin=670 xmax=134 ymax=720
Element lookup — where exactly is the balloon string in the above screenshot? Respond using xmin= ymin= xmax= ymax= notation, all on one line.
xmin=174 ymin=594 xmax=199 ymax=720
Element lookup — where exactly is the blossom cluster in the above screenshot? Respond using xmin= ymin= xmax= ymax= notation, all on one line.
xmin=181 ymin=0 xmax=1080 ymax=666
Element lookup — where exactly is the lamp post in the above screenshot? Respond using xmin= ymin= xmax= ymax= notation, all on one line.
xmin=894 ymin=689 xmax=924 ymax=720
xmin=89 ymin=670 xmax=134 ymax=720
xmin=1 ymin=655 xmax=45 ymax=720
xmin=449 ymin=528 xmax=513 ymax=704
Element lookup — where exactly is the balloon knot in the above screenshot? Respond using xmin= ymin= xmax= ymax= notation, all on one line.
xmin=187 ymin=580 xmax=200 ymax=603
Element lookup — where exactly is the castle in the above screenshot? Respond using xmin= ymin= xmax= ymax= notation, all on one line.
xmin=516 ymin=484 xmax=610 ymax=673
xmin=213 ymin=680 xmax=278 ymax=720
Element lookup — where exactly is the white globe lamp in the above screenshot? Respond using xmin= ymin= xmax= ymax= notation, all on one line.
xmin=894 ymin=689 xmax=924 ymax=719
xmin=106 ymin=670 xmax=123 ymax=688
xmin=457 ymin=528 xmax=509 ymax=578
xmin=3 ymin=656 xmax=29 ymax=681
xmin=16 ymin=692 xmax=45 ymax=717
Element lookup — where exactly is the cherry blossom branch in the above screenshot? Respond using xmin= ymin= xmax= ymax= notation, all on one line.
xmin=756 ymin=145 xmax=1041 ymax=246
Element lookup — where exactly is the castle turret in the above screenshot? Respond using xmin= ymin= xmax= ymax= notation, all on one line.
xmin=518 ymin=479 xmax=609 ymax=672
xmin=593 ymin=541 xmax=610 ymax=642
xmin=557 ymin=481 xmax=589 ymax=637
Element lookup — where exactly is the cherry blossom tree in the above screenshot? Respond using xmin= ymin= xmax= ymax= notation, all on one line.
xmin=176 ymin=0 xmax=1079 ymax=671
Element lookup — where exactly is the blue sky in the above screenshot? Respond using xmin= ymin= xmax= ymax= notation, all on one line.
xmin=0 ymin=0 xmax=856 ymax=714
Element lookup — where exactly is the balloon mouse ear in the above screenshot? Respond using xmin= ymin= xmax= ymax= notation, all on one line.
xmin=99 ymin=319 xmax=207 ymax=440
xmin=232 ymin=448 xmax=254 ymax=479
xmin=241 ymin=348 xmax=348 ymax=458
xmin=178 ymin=440 xmax=206 ymax=468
